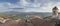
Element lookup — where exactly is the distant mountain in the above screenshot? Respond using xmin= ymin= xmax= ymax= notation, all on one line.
xmin=1 ymin=11 xmax=20 ymax=14
xmin=1 ymin=11 xmax=52 ymax=14
xmin=0 ymin=11 xmax=52 ymax=18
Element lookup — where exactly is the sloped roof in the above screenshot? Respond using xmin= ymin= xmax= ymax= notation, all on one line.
xmin=52 ymin=6 xmax=58 ymax=10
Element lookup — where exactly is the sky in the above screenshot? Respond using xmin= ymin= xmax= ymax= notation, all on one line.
xmin=0 ymin=0 xmax=60 ymax=12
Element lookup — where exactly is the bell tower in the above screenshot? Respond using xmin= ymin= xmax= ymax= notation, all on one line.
xmin=52 ymin=6 xmax=59 ymax=18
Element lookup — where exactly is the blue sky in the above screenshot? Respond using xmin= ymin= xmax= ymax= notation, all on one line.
xmin=0 ymin=0 xmax=60 ymax=12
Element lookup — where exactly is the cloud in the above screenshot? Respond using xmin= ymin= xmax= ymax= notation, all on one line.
xmin=10 ymin=8 xmax=24 ymax=9
xmin=22 ymin=0 xmax=60 ymax=12
xmin=0 ymin=0 xmax=60 ymax=12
